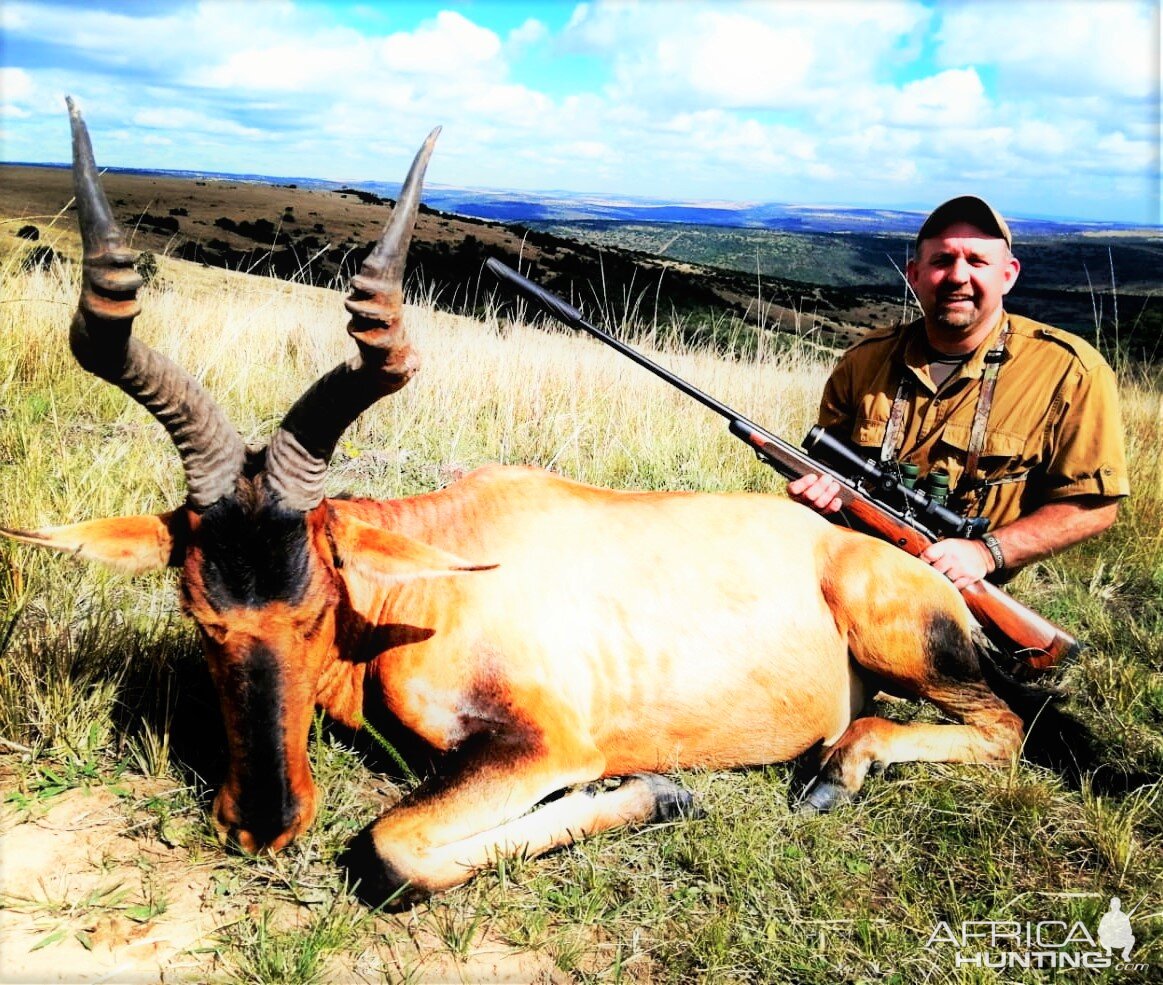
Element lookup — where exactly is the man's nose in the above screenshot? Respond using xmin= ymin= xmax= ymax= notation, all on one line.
xmin=945 ymin=258 xmax=970 ymax=282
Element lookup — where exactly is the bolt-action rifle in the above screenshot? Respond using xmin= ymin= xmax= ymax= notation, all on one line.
xmin=486 ymin=258 xmax=1080 ymax=672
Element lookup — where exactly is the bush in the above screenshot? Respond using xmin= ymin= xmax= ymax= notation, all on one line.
xmin=20 ymin=244 xmax=58 ymax=271
xmin=16 ymin=224 xmax=39 ymax=241
xmin=135 ymin=251 xmax=160 ymax=286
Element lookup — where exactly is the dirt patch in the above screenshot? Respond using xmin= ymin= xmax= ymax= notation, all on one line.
xmin=0 ymin=783 xmax=231 ymax=983
xmin=0 ymin=775 xmax=578 ymax=984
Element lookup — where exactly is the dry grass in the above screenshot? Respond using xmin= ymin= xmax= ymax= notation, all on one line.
xmin=1 ymin=242 xmax=1160 ymax=983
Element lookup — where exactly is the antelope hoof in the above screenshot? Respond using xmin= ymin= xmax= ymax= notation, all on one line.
xmin=798 ymin=777 xmax=854 ymax=814
xmin=630 ymin=773 xmax=704 ymax=823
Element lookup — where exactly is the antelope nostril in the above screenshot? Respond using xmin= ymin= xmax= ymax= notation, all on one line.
xmin=218 ymin=793 xmax=313 ymax=855
xmin=232 ymin=827 xmax=262 ymax=855
xmin=227 ymin=817 xmax=303 ymax=856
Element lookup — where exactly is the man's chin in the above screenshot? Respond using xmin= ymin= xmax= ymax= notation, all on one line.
xmin=933 ymin=309 xmax=978 ymax=331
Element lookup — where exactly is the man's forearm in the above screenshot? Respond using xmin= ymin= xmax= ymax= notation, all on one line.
xmin=990 ymin=496 xmax=1120 ymax=571
xmin=921 ymin=496 xmax=1119 ymax=589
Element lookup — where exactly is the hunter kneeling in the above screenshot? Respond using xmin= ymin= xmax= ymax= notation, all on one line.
xmin=789 ymin=195 xmax=1129 ymax=589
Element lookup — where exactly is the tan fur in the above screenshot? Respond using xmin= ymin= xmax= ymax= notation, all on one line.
xmin=0 ymin=513 xmax=179 ymax=573
xmin=5 ymin=464 xmax=1024 ymax=901
xmin=321 ymin=466 xmax=1020 ymax=899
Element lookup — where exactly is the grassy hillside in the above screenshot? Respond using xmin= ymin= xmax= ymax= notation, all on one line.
xmin=1 ymin=243 xmax=1160 ymax=982
xmin=0 ymin=164 xmax=903 ymax=354
xmin=528 ymin=220 xmax=1163 ymax=363
xmin=8 ymin=162 xmax=1160 ymax=367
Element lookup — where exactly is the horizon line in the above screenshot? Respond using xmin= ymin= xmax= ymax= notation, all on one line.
xmin=1 ymin=158 xmax=1158 ymax=231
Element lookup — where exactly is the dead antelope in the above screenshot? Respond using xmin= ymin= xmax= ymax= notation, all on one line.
xmin=6 ymin=101 xmax=1053 ymax=908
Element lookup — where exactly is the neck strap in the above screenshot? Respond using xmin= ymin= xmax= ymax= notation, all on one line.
xmin=879 ymin=321 xmax=1013 ymax=490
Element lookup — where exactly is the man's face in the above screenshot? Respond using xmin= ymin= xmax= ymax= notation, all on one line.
xmin=906 ymin=221 xmax=1020 ymax=347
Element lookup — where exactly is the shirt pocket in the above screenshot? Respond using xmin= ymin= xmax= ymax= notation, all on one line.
xmin=935 ymin=421 xmax=1027 ymax=492
xmin=853 ymin=418 xmax=888 ymax=454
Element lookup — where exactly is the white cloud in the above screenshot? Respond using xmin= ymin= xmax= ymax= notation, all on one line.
xmin=507 ymin=17 xmax=549 ymax=49
xmin=674 ymin=15 xmax=815 ymax=109
xmin=1 ymin=67 xmax=36 ymax=118
xmin=1094 ymin=131 xmax=1158 ymax=174
xmin=550 ymin=139 xmax=615 ymax=165
xmin=1010 ymin=119 xmax=1075 ymax=160
xmin=565 ymin=0 xmax=932 ymax=112
xmin=198 ymin=41 xmax=362 ymax=92
xmin=1 ymin=67 xmax=35 ymax=103
xmin=0 ymin=0 xmax=1156 ymax=222
xmin=935 ymin=0 xmax=1157 ymax=101
xmin=378 ymin=10 xmax=503 ymax=75
xmin=132 ymin=107 xmax=268 ymax=140
xmin=888 ymin=69 xmax=989 ymax=128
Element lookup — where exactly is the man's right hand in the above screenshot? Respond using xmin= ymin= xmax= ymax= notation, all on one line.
xmin=786 ymin=473 xmax=844 ymax=514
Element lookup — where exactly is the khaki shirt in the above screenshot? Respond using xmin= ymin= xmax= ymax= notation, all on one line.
xmin=818 ymin=312 xmax=1129 ymax=531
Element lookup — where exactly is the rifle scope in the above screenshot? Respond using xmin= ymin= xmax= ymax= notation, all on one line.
xmin=802 ymin=427 xmax=987 ymax=541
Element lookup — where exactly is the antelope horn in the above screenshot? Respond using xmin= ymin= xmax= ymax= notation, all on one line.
xmin=66 ymin=96 xmax=246 ymax=510
xmin=265 ymin=127 xmax=441 ymax=510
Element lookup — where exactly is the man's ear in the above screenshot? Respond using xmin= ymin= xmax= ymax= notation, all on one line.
xmin=1001 ymin=253 xmax=1021 ymax=296
xmin=0 ymin=513 xmax=185 ymax=573
xmin=327 ymin=509 xmax=498 ymax=586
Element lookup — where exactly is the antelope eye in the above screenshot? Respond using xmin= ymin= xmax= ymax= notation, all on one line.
xmin=296 ymin=607 xmax=329 ymax=640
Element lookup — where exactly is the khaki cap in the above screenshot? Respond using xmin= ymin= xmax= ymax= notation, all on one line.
xmin=915 ymin=195 xmax=1012 ymax=249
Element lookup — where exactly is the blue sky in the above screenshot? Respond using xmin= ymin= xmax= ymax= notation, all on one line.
xmin=2 ymin=0 xmax=1160 ymax=224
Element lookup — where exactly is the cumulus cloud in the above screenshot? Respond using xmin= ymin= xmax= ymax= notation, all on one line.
xmin=378 ymin=10 xmax=503 ymax=75
xmin=133 ymin=107 xmax=268 ymax=141
xmin=889 ymin=69 xmax=990 ymax=128
xmin=506 ymin=17 xmax=549 ymax=50
xmin=935 ymin=0 xmax=1158 ymax=101
xmin=564 ymin=0 xmax=932 ymax=111
xmin=1 ymin=0 xmax=1157 ymax=222
xmin=0 ymin=68 xmax=35 ymax=117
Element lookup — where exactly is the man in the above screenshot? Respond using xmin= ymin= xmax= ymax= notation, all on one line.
xmin=789 ymin=196 xmax=1128 ymax=589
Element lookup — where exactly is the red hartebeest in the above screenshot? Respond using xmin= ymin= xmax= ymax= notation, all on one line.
xmin=4 ymin=101 xmax=1041 ymax=908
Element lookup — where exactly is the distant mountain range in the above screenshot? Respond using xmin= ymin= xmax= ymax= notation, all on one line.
xmin=9 ymin=162 xmax=1152 ymax=237
xmin=368 ymin=187 xmax=1151 ymax=238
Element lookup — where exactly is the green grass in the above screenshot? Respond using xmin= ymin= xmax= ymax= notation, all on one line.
xmin=0 ymin=239 xmax=1160 ymax=982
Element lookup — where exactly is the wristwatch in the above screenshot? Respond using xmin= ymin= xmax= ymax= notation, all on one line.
xmin=982 ymin=533 xmax=1006 ymax=572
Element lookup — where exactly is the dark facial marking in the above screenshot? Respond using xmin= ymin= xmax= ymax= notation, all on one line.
xmin=224 ymin=640 xmax=298 ymax=844
xmin=198 ymin=497 xmax=312 ymax=609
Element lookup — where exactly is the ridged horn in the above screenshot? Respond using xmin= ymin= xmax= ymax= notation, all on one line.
xmin=66 ymin=96 xmax=246 ymax=511
xmin=264 ymin=127 xmax=441 ymax=511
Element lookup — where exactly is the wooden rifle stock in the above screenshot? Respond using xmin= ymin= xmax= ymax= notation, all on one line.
xmin=487 ymin=258 xmax=1083 ymax=672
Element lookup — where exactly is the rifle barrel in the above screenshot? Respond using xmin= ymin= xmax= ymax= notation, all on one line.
xmin=485 ymin=258 xmax=765 ymax=431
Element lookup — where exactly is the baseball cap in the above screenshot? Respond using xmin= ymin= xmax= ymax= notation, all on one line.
xmin=915 ymin=195 xmax=1012 ymax=249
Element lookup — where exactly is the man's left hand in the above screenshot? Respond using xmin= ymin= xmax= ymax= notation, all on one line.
xmin=921 ymin=538 xmax=994 ymax=589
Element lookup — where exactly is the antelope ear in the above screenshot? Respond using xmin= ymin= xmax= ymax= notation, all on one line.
xmin=0 ymin=512 xmax=184 ymax=573
xmin=328 ymin=510 xmax=497 ymax=585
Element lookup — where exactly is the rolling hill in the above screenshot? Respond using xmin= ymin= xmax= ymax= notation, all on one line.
xmin=3 ymin=163 xmax=1159 ymax=360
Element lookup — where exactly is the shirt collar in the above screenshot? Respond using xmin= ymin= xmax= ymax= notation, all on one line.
xmin=900 ymin=311 xmax=1010 ymax=393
